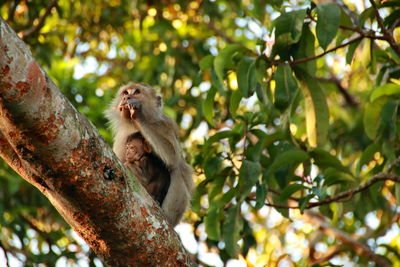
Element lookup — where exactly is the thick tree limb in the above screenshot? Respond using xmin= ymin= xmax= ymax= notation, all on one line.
xmin=0 ymin=17 xmax=194 ymax=266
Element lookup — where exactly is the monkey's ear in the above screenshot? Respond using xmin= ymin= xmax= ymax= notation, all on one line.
xmin=143 ymin=141 xmax=152 ymax=153
xmin=156 ymin=95 xmax=162 ymax=107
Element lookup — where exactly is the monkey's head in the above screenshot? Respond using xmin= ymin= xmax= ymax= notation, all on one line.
xmin=114 ymin=83 xmax=163 ymax=121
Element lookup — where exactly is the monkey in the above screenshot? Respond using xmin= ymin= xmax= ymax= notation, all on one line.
xmin=124 ymin=132 xmax=170 ymax=206
xmin=106 ymin=83 xmax=193 ymax=226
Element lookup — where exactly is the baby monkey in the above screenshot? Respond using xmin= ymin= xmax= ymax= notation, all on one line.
xmin=124 ymin=132 xmax=170 ymax=206
xmin=106 ymin=83 xmax=193 ymax=226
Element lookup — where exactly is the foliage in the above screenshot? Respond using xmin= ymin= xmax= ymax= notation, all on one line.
xmin=1 ymin=0 xmax=400 ymax=266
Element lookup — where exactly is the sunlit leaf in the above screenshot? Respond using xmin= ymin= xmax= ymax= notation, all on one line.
xmin=370 ymin=83 xmax=400 ymax=102
xmin=300 ymin=75 xmax=329 ymax=147
xmin=363 ymin=96 xmax=389 ymax=139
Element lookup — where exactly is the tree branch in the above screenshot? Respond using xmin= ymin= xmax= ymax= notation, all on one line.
xmin=18 ymin=0 xmax=58 ymax=39
xmin=369 ymin=0 xmax=400 ymax=57
xmin=303 ymin=211 xmax=393 ymax=267
xmin=316 ymin=76 xmax=358 ymax=107
xmin=272 ymin=35 xmax=364 ymax=66
xmin=0 ymin=17 xmax=194 ymax=266
xmin=255 ymin=156 xmax=400 ymax=210
xmin=6 ymin=0 xmax=21 ymax=23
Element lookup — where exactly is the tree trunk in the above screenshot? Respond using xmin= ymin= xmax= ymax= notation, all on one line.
xmin=0 ymin=17 xmax=195 ymax=267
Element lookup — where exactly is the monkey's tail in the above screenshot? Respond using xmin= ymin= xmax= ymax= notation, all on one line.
xmin=162 ymin=160 xmax=193 ymax=227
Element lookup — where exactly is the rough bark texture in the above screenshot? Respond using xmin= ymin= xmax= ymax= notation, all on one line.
xmin=0 ymin=17 xmax=195 ymax=267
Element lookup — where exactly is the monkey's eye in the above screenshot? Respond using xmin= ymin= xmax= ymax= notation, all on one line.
xmin=133 ymin=89 xmax=141 ymax=95
xmin=123 ymin=90 xmax=129 ymax=95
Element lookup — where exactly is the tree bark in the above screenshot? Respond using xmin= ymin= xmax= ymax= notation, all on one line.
xmin=0 ymin=17 xmax=195 ymax=267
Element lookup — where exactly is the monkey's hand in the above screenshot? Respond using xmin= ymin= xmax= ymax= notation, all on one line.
xmin=118 ymin=99 xmax=141 ymax=120
xmin=127 ymin=99 xmax=141 ymax=119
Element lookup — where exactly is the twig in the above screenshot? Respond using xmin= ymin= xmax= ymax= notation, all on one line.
xmin=369 ymin=0 xmax=400 ymax=57
xmin=307 ymin=173 xmax=399 ymax=208
xmin=19 ymin=0 xmax=58 ymax=39
xmin=256 ymin=156 xmax=400 ymax=210
xmin=6 ymin=0 xmax=21 ymax=23
xmin=272 ymin=35 xmax=364 ymax=66
xmin=316 ymin=76 xmax=358 ymax=107
xmin=206 ymin=22 xmax=237 ymax=44
xmin=303 ymin=211 xmax=393 ymax=267
xmin=310 ymin=244 xmax=343 ymax=265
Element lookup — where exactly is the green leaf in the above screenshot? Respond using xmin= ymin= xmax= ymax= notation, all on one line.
xmin=204 ymin=208 xmax=221 ymax=240
xmin=208 ymin=176 xmax=225 ymax=200
xmin=247 ymin=60 xmax=259 ymax=96
xmin=255 ymin=183 xmax=267 ymax=210
xmin=370 ymin=83 xmax=400 ymax=102
xmin=268 ymin=149 xmax=310 ymax=174
xmin=324 ymin=168 xmax=355 ymax=186
xmin=396 ymin=183 xmax=400 ymax=206
xmin=191 ymin=181 xmax=206 ymax=213
xmin=363 ymin=96 xmax=389 ymax=139
xmin=223 ymin=205 xmax=243 ymax=258
xmin=204 ymin=157 xmax=222 ymax=179
xmin=230 ymin=89 xmax=243 ymax=116
xmin=237 ymin=57 xmax=254 ymax=97
xmin=214 ymin=44 xmax=243 ymax=84
xmin=274 ymin=9 xmax=307 ymax=44
xmin=205 ymin=130 xmax=240 ymax=148
xmin=300 ymin=75 xmax=330 ymax=147
xmin=272 ymin=9 xmax=307 ymax=57
xmin=279 ymin=183 xmax=306 ymax=201
xmin=356 ymin=143 xmax=381 ymax=175
xmin=212 ymin=188 xmax=237 ymax=210
xmin=298 ymin=194 xmax=315 ymax=213
xmin=238 ymin=160 xmax=261 ymax=201
xmin=203 ymin=86 xmax=217 ymax=126
xmin=274 ymin=64 xmax=299 ymax=110
xmin=378 ymin=100 xmax=398 ymax=140
xmin=316 ymin=4 xmax=341 ymax=50
xmin=293 ymin=24 xmax=316 ymax=74
xmin=199 ymin=55 xmax=215 ymax=71
xmin=310 ymin=148 xmax=351 ymax=174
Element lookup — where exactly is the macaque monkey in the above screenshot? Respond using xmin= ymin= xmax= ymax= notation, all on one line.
xmin=124 ymin=132 xmax=170 ymax=206
xmin=106 ymin=83 xmax=193 ymax=226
